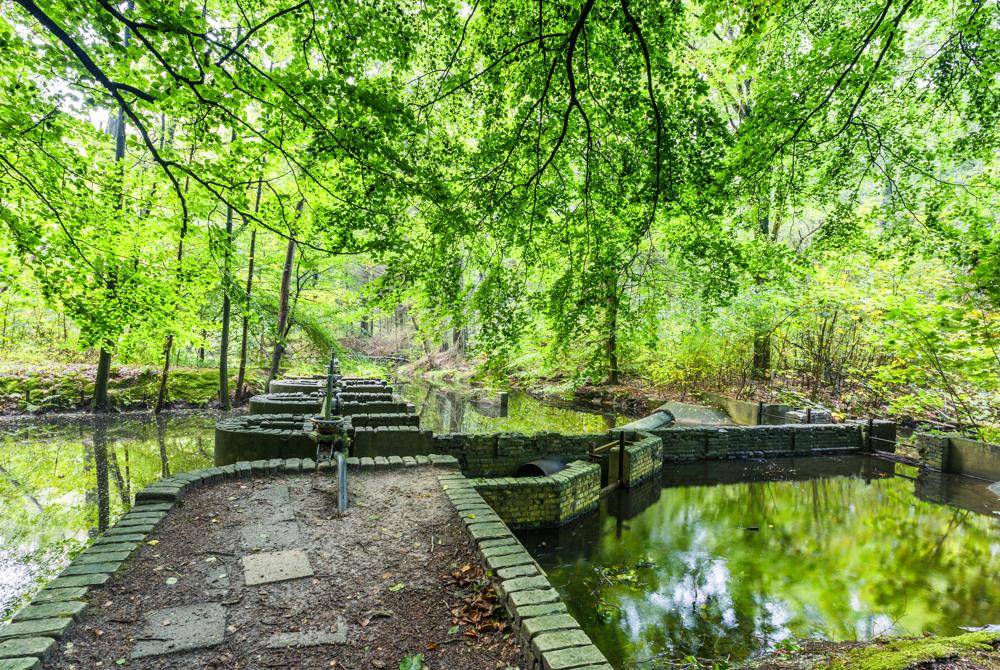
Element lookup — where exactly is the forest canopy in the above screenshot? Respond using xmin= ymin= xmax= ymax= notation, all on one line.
xmin=0 ymin=0 xmax=997 ymax=433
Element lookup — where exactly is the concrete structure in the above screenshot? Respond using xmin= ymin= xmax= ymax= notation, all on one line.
xmin=916 ymin=432 xmax=1000 ymax=481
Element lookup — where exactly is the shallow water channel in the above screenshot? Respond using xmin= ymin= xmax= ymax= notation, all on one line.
xmin=0 ymin=381 xmax=627 ymax=621
xmin=517 ymin=455 xmax=1000 ymax=668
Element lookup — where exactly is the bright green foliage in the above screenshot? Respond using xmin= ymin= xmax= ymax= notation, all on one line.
xmin=0 ymin=0 xmax=996 ymax=429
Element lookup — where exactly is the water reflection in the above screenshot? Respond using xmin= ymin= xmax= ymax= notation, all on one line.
xmin=0 ymin=413 xmax=219 ymax=621
xmin=395 ymin=379 xmax=630 ymax=434
xmin=518 ymin=456 xmax=1000 ymax=668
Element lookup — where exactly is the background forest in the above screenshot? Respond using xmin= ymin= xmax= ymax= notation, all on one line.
xmin=0 ymin=0 xmax=997 ymax=436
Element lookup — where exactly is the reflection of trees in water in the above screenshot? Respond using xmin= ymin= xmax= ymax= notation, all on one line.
xmin=528 ymin=464 xmax=1000 ymax=666
xmin=92 ymin=421 xmax=110 ymax=533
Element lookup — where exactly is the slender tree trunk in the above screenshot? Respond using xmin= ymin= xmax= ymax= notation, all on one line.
xmin=93 ymin=348 xmax=113 ymax=411
xmin=155 ymin=141 xmax=193 ymax=414
xmin=267 ymin=199 xmax=303 ymax=385
xmin=219 ymin=207 xmax=234 ymax=409
xmin=235 ymin=228 xmax=256 ymax=402
xmin=235 ymin=163 xmax=264 ymax=403
xmin=606 ymin=290 xmax=620 ymax=386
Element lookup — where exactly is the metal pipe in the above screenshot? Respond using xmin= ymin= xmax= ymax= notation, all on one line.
xmin=618 ymin=431 xmax=626 ymax=487
xmin=337 ymin=450 xmax=348 ymax=513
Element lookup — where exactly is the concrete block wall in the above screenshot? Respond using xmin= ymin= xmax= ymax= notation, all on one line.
xmin=348 ymin=413 xmax=420 ymax=429
xmin=352 ymin=425 xmax=434 ymax=458
xmin=645 ymin=423 xmax=865 ymax=462
xmin=432 ymin=432 xmax=609 ymax=477
xmin=471 ymin=461 xmax=601 ymax=528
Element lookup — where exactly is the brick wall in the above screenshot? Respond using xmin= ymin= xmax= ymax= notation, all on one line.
xmin=608 ymin=433 xmax=664 ymax=485
xmin=471 ymin=461 xmax=601 ymax=528
xmin=432 ymin=432 xmax=609 ymax=477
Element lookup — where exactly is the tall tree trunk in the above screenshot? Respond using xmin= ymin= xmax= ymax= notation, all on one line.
xmin=155 ymin=141 xmax=193 ymax=414
xmin=235 ymin=163 xmax=264 ymax=403
xmin=267 ymin=199 xmax=303 ymax=385
xmin=606 ymin=290 xmax=620 ymax=386
xmin=217 ymin=128 xmax=239 ymax=410
xmin=235 ymin=228 xmax=256 ymax=402
xmin=218 ymin=207 xmax=234 ymax=409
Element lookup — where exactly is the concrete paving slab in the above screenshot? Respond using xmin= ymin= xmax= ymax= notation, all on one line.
xmin=242 ymin=549 xmax=314 ymax=586
xmin=130 ymin=603 xmax=226 ymax=659
xmin=239 ymin=521 xmax=301 ymax=551
xmin=0 ymin=637 xmax=54 ymax=660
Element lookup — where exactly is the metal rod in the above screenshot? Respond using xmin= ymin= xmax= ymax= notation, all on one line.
xmin=867 ymin=417 xmax=874 ymax=452
xmin=757 ymin=401 xmax=764 ymax=426
xmin=618 ymin=431 xmax=626 ymax=487
xmin=337 ymin=450 xmax=348 ymax=513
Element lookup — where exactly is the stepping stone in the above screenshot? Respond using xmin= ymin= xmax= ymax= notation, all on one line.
xmin=61 ymin=561 xmax=121 ymax=577
xmin=48 ymin=574 xmax=109 ymax=589
xmin=266 ymin=618 xmax=347 ymax=648
xmin=242 ymin=549 xmax=313 ymax=586
xmin=0 ymin=658 xmax=40 ymax=670
xmin=239 ymin=522 xmax=300 ymax=551
xmin=0 ymin=618 xmax=72 ymax=641
xmin=11 ymin=601 xmax=85 ymax=623
xmin=29 ymin=588 xmax=87 ymax=604
xmin=130 ymin=603 xmax=226 ymax=659
xmin=0 ymin=637 xmax=54 ymax=659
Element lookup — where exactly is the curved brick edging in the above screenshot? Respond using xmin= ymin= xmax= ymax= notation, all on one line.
xmin=214 ymin=414 xmax=316 ymax=464
xmin=437 ymin=472 xmax=613 ymax=670
xmin=0 ymin=454 xmax=464 ymax=670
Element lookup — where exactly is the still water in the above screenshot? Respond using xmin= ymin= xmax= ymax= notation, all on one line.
xmin=518 ymin=455 xmax=1000 ymax=668
xmin=0 ymin=382 xmax=627 ymax=621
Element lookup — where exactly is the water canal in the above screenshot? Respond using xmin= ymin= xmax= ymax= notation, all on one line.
xmin=517 ymin=455 xmax=1000 ymax=667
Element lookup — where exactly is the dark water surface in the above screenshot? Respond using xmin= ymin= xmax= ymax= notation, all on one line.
xmin=517 ymin=455 xmax=1000 ymax=668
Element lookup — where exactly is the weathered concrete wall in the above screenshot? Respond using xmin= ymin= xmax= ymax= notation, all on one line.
xmin=433 ymin=432 xmax=609 ymax=477
xmin=471 ymin=461 xmax=601 ymax=528
xmin=643 ymin=423 xmax=866 ymax=461
xmin=702 ymin=392 xmax=793 ymax=425
xmin=214 ymin=415 xmax=316 ymax=464
xmin=915 ymin=433 xmax=1000 ymax=481
xmin=948 ymin=436 xmax=1000 ymax=480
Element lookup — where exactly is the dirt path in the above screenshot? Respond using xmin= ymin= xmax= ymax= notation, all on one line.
xmin=44 ymin=468 xmax=522 ymax=669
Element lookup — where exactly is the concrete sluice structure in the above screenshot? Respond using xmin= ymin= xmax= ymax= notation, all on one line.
xmin=218 ymin=374 xmax=425 ymax=464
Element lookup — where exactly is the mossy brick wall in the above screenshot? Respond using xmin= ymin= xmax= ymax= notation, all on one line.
xmin=352 ymin=425 xmax=434 ymax=458
xmin=248 ymin=393 xmax=322 ymax=415
xmin=608 ymin=433 xmax=663 ymax=486
xmin=644 ymin=423 xmax=865 ymax=461
xmin=215 ymin=414 xmax=316 ymax=465
xmin=433 ymin=432 xmax=609 ymax=477
xmin=471 ymin=461 xmax=601 ymax=528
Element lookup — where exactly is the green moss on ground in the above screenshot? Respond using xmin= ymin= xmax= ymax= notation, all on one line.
xmin=834 ymin=633 xmax=1000 ymax=670
xmin=746 ymin=633 xmax=1000 ymax=670
xmin=0 ymin=363 xmax=266 ymax=413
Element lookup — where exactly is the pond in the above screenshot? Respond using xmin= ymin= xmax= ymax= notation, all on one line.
xmin=396 ymin=378 xmax=631 ymax=434
xmin=517 ymin=455 xmax=1000 ymax=668
xmin=0 ymin=379 xmax=630 ymax=622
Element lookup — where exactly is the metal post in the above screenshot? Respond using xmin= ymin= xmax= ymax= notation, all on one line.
xmin=337 ymin=451 xmax=348 ymax=513
xmin=806 ymin=408 xmax=812 ymax=424
xmin=757 ymin=401 xmax=764 ymax=426
xmin=867 ymin=417 xmax=874 ymax=453
xmin=618 ymin=432 xmax=626 ymax=487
